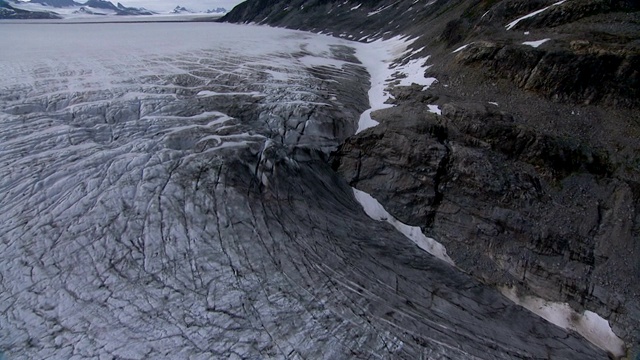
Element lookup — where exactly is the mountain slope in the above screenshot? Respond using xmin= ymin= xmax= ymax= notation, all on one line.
xmin=0 ymin=0 xmax=60 ymax=18
xmin=5 ymin=0 xmax=154 ymax=16
xmin=29 ymin=0 xmax=81 ymax=7
xmin=82 ymin=0 xmax=153 ymax=15
xmin=222 ymin=1 xmax=640 ymax=357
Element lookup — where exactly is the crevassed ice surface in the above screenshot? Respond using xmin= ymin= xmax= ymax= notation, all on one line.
xmin=0 ymin=22 xmax=607 ymax=359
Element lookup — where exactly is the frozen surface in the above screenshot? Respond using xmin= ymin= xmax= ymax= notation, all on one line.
xmin=0 ymin=22 xmax=612 ymax=359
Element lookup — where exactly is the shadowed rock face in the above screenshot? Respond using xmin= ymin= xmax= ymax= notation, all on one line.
xmin=332 ymin=102 xmax=640 ymax=350
xmin=223 ymin=0 xmax=640 ymax=109
xmin=0 ymin=23 xmax=615 ymax=359
xmin=224 ymin=0 xmax=640 ymax=356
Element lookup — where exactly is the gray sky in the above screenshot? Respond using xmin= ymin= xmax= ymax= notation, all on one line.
xmin=118 ymin=0 xmax=246 ymax=12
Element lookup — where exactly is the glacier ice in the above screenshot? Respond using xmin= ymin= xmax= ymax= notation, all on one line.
xmin=0 ymin=22 xmax=611 ymax=359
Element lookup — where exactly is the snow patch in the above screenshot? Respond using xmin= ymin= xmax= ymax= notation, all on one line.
xmin=350 ymin=4 xmax=361 ymax=10
xmin=353 ymin=188 xmax=454 ymax=265
xmin=500 ymin=287 xmax=626 ymax=357
xmin=452 ymin=43 xmax=471 ymax=53
xmin=353 ymin=36 xmax=436 ymax=133
xmin=522 ymin=38 xmax=551 ymax=48
xmin=427 ymin=105 xmax=441 ymax=115
xmin=393 ymin=57 xmax=437 ymax=89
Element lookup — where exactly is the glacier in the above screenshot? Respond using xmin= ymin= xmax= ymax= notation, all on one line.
xmin=0 ymin=22 xmax=610 ymax=358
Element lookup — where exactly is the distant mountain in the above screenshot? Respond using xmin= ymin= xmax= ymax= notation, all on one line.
xmin=72 ymin=5 xmax=105 ymax=15
xmin=116 ymin=2 xmax=153 ymax=15
xmin=0 ymin=0 xmax=60 ymax=18
xmin=82 ymin=0 xmax=114 ymax=10
xmin=171 ymin=5 xmax=191 ymax=14
xmin=85 ymin=0 xmax=152 ymax=13
xmin=7 ymin=0 xmax=155 ymax=16
xmin=30 ymin=0 xmax=81 ymax=7
xmin=206 ymin=7 xmax=227 ymax=14
xmin=170 ymin=5 xmax=226 ymax=15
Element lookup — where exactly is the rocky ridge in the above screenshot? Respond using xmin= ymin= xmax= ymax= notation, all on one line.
xmin=222 ymin=0 xmax=640 ymax=357
xmin=0 ymin=0 xmax=154 ymax=18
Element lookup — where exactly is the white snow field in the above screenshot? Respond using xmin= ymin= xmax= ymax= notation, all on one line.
xmin=0 ymin=22 xmax=615 ymax=359
xmin=355 ymin=36 xmax=437 ymax=134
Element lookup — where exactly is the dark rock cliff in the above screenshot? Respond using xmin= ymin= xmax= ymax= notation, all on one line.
xmin=222 ymin=0 xmax=640 ymax=357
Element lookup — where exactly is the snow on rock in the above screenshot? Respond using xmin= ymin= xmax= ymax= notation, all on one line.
xmin=427 ymin=104 xmax=441 ymax=114
xmin=522 ymin=38 xmax=551 ymax=48
xmin=452 ymin=43 xmax=471 ymax=53
xmin=367 ymin=4 xmax=394 ymax=17
xmin=505 ymin=0 xmax=567 ymax=30
xmin=392 ymin=56 xmax=438 ymax=89
xmin=353 ymin=188 xmax=455 ymax=265
xmin=501 ymin=286 xmax=626 ymax=357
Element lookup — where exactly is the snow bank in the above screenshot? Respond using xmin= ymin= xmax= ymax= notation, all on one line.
xmin=353 ymin=36 xmax=436 ymax=133
xmin=500 ymin=286 xmax=626 ymax=357
xmin=353 ymin=188 xmax=454 ymax=265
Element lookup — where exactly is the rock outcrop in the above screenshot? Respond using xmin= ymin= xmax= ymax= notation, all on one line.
xmin=332 ymin=99 xmax=640 ymax=353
